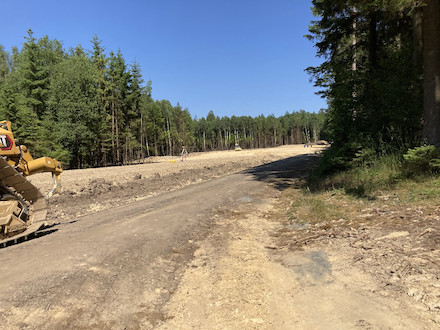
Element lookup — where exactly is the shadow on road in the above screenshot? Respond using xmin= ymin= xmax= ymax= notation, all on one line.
xmin=245 ymin=153 xmax=319 ymax=191
xmin=0 ymin=228 xmax=58 ymax=249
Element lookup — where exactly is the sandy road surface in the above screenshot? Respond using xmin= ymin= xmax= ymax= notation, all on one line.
xmin=0 ymin=145 xmax=434 ymax=329
xmin=29 ymin=146 xmax=318 ymax=222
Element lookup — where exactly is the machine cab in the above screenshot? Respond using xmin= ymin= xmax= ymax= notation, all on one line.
xmin=0 ymin=121 xmax=17 ymax=155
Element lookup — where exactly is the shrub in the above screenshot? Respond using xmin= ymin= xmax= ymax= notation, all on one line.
xmin=309 ymin=152 xmax=403 ymax=197
xmin=403 ymin=145 xmax=440 ymax=174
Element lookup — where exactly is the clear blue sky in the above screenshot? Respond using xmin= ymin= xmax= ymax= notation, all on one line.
xmin=1 ymin=0 xmax=326 ymax=119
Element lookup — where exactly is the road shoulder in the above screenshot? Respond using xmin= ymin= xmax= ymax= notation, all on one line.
xmin=157 ymin=185 xmax=434 ymax=329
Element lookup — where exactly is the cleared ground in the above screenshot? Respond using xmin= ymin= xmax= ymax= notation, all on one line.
xmin=30 ymin=145 xmax=316 ymax=222
xmin=0 ymin=145 xmax=437 ymax=329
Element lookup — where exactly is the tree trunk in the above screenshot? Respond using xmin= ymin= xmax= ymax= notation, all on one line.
xmin=146 ymin=136 xmax=150 ymax=157
xmin=224 ymin=129 xmax=227 ymax=149
xmin=140 ymin=113 xmax=144 ymax=162
xmin=112 ymin=102 xmax=115 ymax=164
xmin=352 ymin=6 xmax=357 ymax=72
xmin=352 ymin=6 xmax=358 ymax=121
xmin=116 ymin=117 xmax=120 ymax=164
xmin=125 ymin=136 xmax=129 ymax=165
xmin=368 ymin=13 xmax=377 ymax=70
xmin=413 ymin=7 xmax=423 ymax=68
xmin=413 ymin=6 xmax=424 ymax=137
xmin=219 ymin=130 xmax=223 ymax=150
xmin=422 ymin=0 xmax=440 ymax=145
xmin=167 ymin=118 xmax=172 ymax=156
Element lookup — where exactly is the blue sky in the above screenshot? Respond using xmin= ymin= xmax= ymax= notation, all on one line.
xmin=1 ymin=0 xmax=326 ymax=119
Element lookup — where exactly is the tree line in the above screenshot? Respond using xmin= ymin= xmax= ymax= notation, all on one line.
xmin=307 ymin=0 xmax=440 ymax=169
xmin=0 ymin=30 xmax=325 ymax=169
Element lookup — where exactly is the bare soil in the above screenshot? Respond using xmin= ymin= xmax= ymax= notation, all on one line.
xmin=2 ymin=144 xmax=438 ymax=329
xmin=270 ymin=188 xmax=440 ymax=328
xmin=30 ymin=146 xmax=312 ymax=223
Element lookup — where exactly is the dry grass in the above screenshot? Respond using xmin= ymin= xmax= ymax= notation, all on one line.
xmin=284 ymin=162 xmax=440 ymax=231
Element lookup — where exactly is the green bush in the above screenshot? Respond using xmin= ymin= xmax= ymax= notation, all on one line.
xmin=403 ymin=145 xmax=440 ymax=174
xmin=350 ymin=148 xmax=377 ymax=167
xmin=314 ymin=143 xmax=360 ymax=175
xmin=309 ymin=152 xmax=403 ymax=197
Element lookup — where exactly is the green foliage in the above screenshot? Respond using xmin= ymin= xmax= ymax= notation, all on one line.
xmin=314 ymin=143 xmax=360 ymax=175
xmin=312 ymin=145 xmax=440 ymax=199
xmin=48 ymin=54 xmax=101 ymax=168
xmin=310 ymin=153 xmax=403 ymax=197
xmin=0 ymin=32 xmax=327 ymax=169
xmin=307 ymin=0 xmax=424 ymax=170
xmin=403 ymin=145 xmax=440 ymax=174
xmin=317 ymin=144 xmax=378 ymax=175
xmin=0 ymin=45 xmax=9 ymax=79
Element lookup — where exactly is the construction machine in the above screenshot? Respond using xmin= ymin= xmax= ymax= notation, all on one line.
xmin=0 ymin=121 xmax=62 ymax=246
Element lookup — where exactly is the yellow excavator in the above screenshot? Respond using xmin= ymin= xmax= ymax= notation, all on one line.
xmin=0 ymin=121 xmax=62 ymax=246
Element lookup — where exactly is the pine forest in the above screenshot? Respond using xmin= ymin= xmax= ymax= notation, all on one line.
xmin=307 ymin=0 xmax=440 ymax=171
xmin=0 ymin=31 xmax=325 ymax=169
xmin=2 ymin=0 xmax=439 ymax=172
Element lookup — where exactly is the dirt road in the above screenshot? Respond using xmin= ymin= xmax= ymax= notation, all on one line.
xmin=0 ymin=146 xmax=435 ymax=329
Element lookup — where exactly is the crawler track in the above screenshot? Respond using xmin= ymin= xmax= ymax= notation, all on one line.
xmin=0 ymin=157 xmax=47 ymax=246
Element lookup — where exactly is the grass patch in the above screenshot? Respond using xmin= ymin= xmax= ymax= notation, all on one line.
xmin=284 ymin=188 xmax=364 ymax=226
xmin=309 ymin=153 xmax=403 ymax=198
xmin=284 ymin=152 xmax=440 ymax=228
xmin=396 ymin=175 xmax=440 ymax=204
